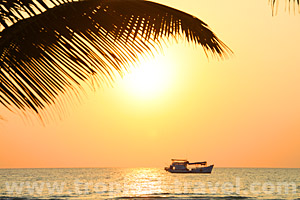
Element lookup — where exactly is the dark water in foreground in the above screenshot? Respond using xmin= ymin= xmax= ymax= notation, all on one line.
xmin=0 ymin=168 xmax=299 ymax=199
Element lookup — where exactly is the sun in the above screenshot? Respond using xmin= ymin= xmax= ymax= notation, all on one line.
xmin=121 ymin=56 xmax=174 ymax=100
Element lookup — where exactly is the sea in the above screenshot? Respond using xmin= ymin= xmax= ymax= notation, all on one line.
xmin=0 ymin=168 xmax=299 ymax=200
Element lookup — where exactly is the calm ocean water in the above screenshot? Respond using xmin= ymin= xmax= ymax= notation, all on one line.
xmin=0 ymin=168 xmax=299 ymax=199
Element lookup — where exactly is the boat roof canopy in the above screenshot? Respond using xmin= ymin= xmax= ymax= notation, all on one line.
xmin=171 ymin=159 xmax=188 ymax=162
xmin=171 ymin=159 xmax=207 ymax=165
xmin=188 ymin=161 xmax=207 ymax=165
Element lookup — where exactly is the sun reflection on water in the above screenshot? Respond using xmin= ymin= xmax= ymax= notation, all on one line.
xmin=122 ymin=168 xmax=165 ymax=196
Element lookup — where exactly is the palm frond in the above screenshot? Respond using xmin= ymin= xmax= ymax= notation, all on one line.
xmin=0 ymin=0 xmax=232 ymax=116
xmin=269 ymin=0 xmax=300 ymax=15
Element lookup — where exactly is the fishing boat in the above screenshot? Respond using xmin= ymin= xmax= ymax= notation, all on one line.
xmin=164 ymin=159 xmax=214 ymax=173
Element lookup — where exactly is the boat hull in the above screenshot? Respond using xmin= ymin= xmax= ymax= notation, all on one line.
xmin=165 ymin=165 xmax=214 ymax=173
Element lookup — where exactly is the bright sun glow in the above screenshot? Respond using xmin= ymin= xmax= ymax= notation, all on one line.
xmin=121 ymin=56 xmax=174 ymax=100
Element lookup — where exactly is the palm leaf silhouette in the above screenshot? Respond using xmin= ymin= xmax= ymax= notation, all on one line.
xmin=270 ymin=0 xmax=300 ymax=14
xmin=0 ymin=0 xmax=232 ymax=116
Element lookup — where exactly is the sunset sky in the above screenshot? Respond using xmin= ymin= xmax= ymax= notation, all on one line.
xmin=1 ymin=0 xmax=300 ymax=168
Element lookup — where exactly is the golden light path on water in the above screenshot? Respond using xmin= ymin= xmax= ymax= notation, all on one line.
xmin=122 ymin=168 xmax=165 ymax=196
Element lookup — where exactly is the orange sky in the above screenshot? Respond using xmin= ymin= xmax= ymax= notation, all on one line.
xmin=1 ymin=0 xmax=300 ymax=168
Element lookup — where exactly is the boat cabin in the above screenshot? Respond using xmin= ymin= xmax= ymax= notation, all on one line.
xmin=169 ymin=159 xmax=189 ymax=170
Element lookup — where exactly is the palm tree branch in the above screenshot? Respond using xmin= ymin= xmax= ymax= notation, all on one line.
xmin=0 ymin=0 xmax=232 ymax=115
xmin=269 ymin=0 xmax=300 ymax=14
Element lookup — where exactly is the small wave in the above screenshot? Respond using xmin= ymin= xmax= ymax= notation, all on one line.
xmin=0 ymin=197 xmax=27 ymax=200
xmin=0 ymin=196 xmax=70 ymax=200
xmin=111 ymin=195 xmax=252 ymax=200
xmin=0 ymin=196 xmax=57 ymax=200
xmin=49 ymin=194 xmax=74 ymax=198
